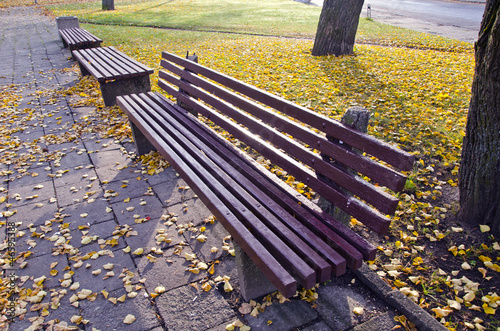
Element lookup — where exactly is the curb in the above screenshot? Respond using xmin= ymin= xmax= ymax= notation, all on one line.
xmin=354 ymin=264 xmax=448 ymax=331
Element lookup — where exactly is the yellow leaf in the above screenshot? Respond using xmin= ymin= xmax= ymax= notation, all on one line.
xmin=479 ymin=225 xmax=490 ymax=233
xmin=483 ymin=304 xmax=496 ymax=315
xmin=353 ymin=307 xmax=364 ymax=315
xmin=132 ymin=248 xmax=144 ymax=255
xmin=123 ymin=314 xmax=136 ymax=324
xmin=431 ymin=307 xmax=452 ymax=318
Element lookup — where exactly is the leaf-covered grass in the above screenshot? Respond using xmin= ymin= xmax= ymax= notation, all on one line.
xmin=78 ymin=22 xmax=498 ymax=330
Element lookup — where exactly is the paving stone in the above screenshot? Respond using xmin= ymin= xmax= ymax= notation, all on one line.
xmin=7 ymin=179 xmax=56 ymax=207
xmin=245 ymin=299 xmax=318 ymax=330
xmin=143 ymin=166 xmax=179 ymax=187
xmin=82 ymin=136 xmax=121 ymax=152
xmin=80 ymin=288 xmax=161 ymax=330
xmin=8 ymin=171 xmax=53 ymax=189
xmin=14 ymin=253 xmax=69 ymax=290
xmin=59 ymin=199 xmax=114 ymax=228
xmin=166 ymin=196 xmax=213 ymax=226
xmin=6 ymin=201 xmax=59 ymax=229
xmin=102 ymin=176 xmax=153 ymax=204
xmin=153 ymin=177 xmax=198 ymax=207
xmin=183 ymin=220 xmax=232 ymax=262
xmin=70 ymin=218 xmax=125 ymax=249
xmin=71 ymin=247 xmax=137 ymax=293
xmin=315 ymin=284 xmax=372 ymax=331
xmin=301 ymin=321 xmax=334 ymax=331
xmin=352 ymin=311 xmax=400 ymax=331
xmin=157 ymin=285 xmax=236 ymax=331
xmin=52 ymin=165 xmax=98 ymax=188
xmin=54 ymin=183 xmax=104 ymax=207
xmin=136 ymin=246 xmax=205 ymax=292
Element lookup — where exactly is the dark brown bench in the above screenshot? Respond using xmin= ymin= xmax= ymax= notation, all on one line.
xmin=59 ymin=27 xmax=102 ymax=51
xmin=116 ymin=51 xmax=415 ymax=300
xmin=72 ymin=46 xmax=154 ymax=107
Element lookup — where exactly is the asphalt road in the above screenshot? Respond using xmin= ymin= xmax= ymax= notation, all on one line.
xmin=309 ymin=0 xmax=486 ymax=43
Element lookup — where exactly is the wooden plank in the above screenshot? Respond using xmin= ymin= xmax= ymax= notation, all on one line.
xmin=73 ymin=48 xmax=116 ymax=82
xmin=108 ymin=46 xmax=153 ymax=74
xmin=97 ymin=47 xmax=144 ymax=78
xmin=117 ymin=95 xmax=298 ymax=297
xmin=160 ymin=75 xmax=399 ymax=215
xmin=78 ymin=28 xmax=102 ymax=43
xmin=149 ymin=92 xmax=375 ymax=264
xmin=162 ymin=51 xmax=415 ymax=171
xmin=118 ymin=94 xmax=317 ymax=290
xmin=88 ymin=47 xmax=133 ymax=79
xmin=158 ymin=78 xmax=392 ymax=234
xmin=72 ymin=49 xmax=107 ymax=82
xmin=159 ymin=66 xmax=407 ymax=193
xmin=135 ymin=93 xmax=343 ymax=280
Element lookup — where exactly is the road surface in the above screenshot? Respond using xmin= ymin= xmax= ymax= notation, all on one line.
xmin=309 ymin=0 xmax=486 ymax=43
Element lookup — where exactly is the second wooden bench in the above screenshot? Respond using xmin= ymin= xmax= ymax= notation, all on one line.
xmin=73 ymin=46 xmax=154 ymax=107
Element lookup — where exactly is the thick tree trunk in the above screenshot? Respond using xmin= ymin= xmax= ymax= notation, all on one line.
xmin=459 ymin=0 xmax=500 ymax=235
xmin=312 ymin=0 xmax=364 ymax=56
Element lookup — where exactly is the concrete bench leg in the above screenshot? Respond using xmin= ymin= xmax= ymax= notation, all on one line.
xmin=129 ymin=120 xmax=156 ymax=155
xmin=235 ymin=244 xmax=276 ymax=301
xmin=100 ymin=75 xmax=151 ymax=107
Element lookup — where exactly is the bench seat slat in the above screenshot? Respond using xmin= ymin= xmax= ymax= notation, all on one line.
xmin=108 ymin=46 xmax=154 ymax=75
xmin=97 ymin=47 xmax=144 ymax=78
xmin=136 ymin=93 xmax=347 ymax=279
xmin=118 ymin=94 xmax=318 ymax=291
xmin=89 ymin=47 xmax=133 ymax=80
xmin=159 ymin=78 xmax=391 ymax=234
xmin=118 ymin=94 xmax=299 ymax=296
xmin=160 ymin=62 xmax=406 ymax=193
xmin=147 ymin=92 xmax=366 ymax=271
xmin=72 ymin=49 xmax=108 ymax=82
xmin=162 ymin=51 xmax=415 ymax=171
xmin=159 ymin=69 xmax=400 ymax=215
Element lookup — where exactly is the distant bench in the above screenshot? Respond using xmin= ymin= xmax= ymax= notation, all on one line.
xmin=117 ymin=51 xmax=415 ymax=300
xmin=72 ymin=46 xmax=154 ymax=106
xmin=59 ymin=27 xmax=102 ymax=51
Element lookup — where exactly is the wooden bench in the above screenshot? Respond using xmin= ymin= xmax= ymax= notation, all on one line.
xmin=116 ymin=51 xmax=415 ymax=300
xmin=59 ymin=27 xmax=102 ymax=51
xmin=72 ymin=46 xmax=154 ymax=107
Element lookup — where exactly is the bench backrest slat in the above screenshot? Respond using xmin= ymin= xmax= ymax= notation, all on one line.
xmin=159 ymin=70 xmax=399 ymax=215
xmin=159 ymin=62 xmax=406 ymax=193
xmin=158 ymin=78 xmax=392 ymax=234
xmin=162 ymin=51 xmax=415 ymax=171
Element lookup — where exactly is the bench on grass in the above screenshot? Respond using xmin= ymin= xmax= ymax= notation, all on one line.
xmin=72 ymin=46 xmax=154 ymax=107
xmin=59 ymin=27 xmax=103 ymax=51
xmin=116 ymin=51 xmax=415 ymax=300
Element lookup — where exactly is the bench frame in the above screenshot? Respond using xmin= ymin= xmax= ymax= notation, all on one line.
xmin=117 ymin=51 xmax=415 ymax=300
xmin=72 ymin=46 xmax=154 ymax=106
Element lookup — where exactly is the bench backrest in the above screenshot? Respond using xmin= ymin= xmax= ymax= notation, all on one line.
xmin=158 ymin=51 xmax=415 ymax=234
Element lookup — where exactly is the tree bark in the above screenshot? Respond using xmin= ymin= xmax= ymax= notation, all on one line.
xmin=312 ymin=0 xmax=364 ymax=56
xmin=459 ymin=0 xmax=500 ymax=235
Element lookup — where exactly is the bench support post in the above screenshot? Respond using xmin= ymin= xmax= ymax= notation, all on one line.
xmin=100 ymin=76 xmax=151 ymax=107
xmin=77 ymin=62 xmax=91 ymax=77
xmin=317 ymin=106 xmax=370 ymax=225
xmin=235 ymin=244 xmax=276 ymax=301
xmin=129 ymin=120 xmax=156 ymax=155
xmin=56 ymin=16 xmax=79 ymax=30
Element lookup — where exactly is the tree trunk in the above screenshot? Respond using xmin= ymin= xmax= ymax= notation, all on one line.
xmin=102 ymin=0 xmax=115 ymax=10
xmin=312 ymin=0 xmax=364 ymax=56
xmin=459 ymin=0 xmax=500 ymax=235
